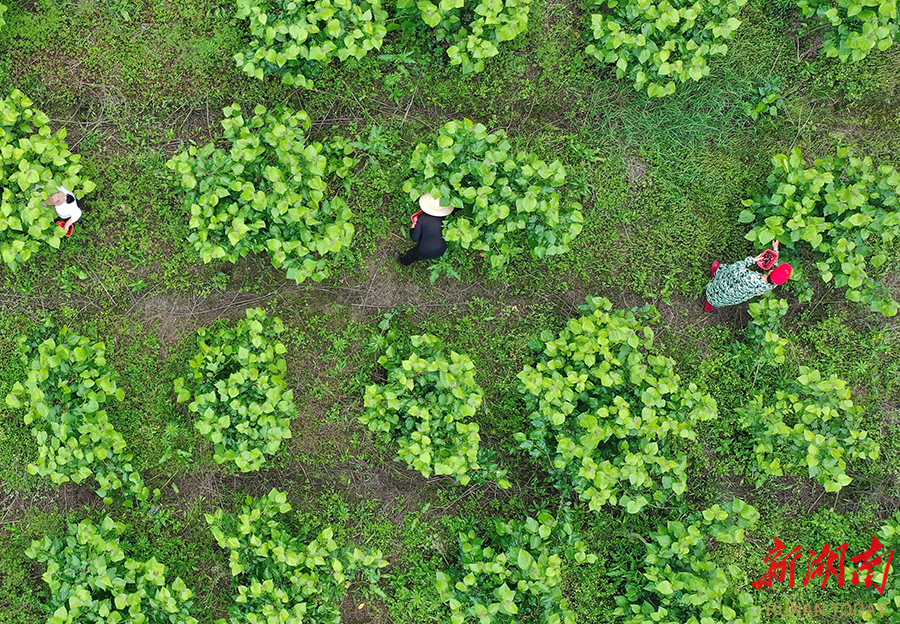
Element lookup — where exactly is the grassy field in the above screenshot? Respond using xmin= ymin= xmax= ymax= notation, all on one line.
xmin=1 ymin=0 xmax=899 ymax=622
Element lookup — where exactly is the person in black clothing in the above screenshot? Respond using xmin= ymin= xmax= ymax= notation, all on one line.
xmin=396 ymin=193 xmax=455 ymax=266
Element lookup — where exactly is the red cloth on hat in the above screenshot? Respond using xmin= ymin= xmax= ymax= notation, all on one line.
xmin=770 ymin=263 xmax=793 ymax=285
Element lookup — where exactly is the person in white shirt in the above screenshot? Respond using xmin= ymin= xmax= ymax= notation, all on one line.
xmin=45 ymin=185 xmax=82 ymax=233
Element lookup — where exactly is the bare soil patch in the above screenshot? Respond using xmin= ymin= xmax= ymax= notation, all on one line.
xmin=0 ymin=481 xmax=103 ymax=528
xmin=341 ymin=593 xmax=390 ymax=624
xmin=136 ymin=287 xmax=290 ymax=353
xmin=625 ymin=154 xmax=651 ymax=185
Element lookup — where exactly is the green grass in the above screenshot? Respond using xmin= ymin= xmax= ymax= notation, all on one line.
xmin=0 ymin=0 xmax=899 ymax=622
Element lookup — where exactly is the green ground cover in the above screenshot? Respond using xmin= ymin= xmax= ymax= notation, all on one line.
xmin=0 ymin=0 xmax=899 ymax=622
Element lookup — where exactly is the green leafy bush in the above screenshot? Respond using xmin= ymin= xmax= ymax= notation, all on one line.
xmin=0 ymin=89 xmax=97 ymax=269
xmin=743 ymin=78 xmax=784 ymax=121
xmin=206 ymin=488 xmax=388 ymax=624
xmin=402 ymin=119 xmax=583 ymax=270
xmin=26 ymin=516 xmax=198 ymax=624
xmin=614 ymin=499 xmax=762 ymax=624
xmin=397 ymin=0 xmax=532 ymax=74
xmin=175 ymin=308 xmax=296 ymax=472
xmin=515 ymin=297 xmax=717 ymax=514
xmin=234 ymin=0 xmax=388 ymax=88
xmin=436 ymin=511 xmax=596 ymax=624
xmin=167 ymin=103 xmax=357 ymax=284
xmin=362 ymin=331 xmax=510 ymax=487
xmin=5 ymin=324 xmax=150 ymax=506
xmin=795 ymin=0 xmax=898 ymax=62
xmin=0 ymin=3 xmax=6 ymax=30
xmin=747 ymin=297 xmax=790 ymax=365
xmin=740 ymin=147 xmax=900 ymax=316
xmin=585 ymin=0 xmax=747 ymax=97
xmin=736 ymin=366 xmax=880 ymax=491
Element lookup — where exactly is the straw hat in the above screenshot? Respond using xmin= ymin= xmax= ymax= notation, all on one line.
xmin=46 ymin=192 xmax=67 ymax=206
xmin=770 ymin=264 xmax=793 ymax=285
xmin=418 ymin=193 xmax=454 ymax=217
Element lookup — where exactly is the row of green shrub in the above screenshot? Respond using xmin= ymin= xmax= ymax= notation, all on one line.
xmin=587 ymin=0 xmax=898 ymax=97
xmin=166 ymin=109 xmax=584 ymax=281
xmin=7 ymin=296 xmax=879 ymax=513
xmin=27 ymin=487 xmax=900 ymax=623
xmin=24 ymin=489 xmax=387 ymax=624
xmin=228 ymin=0 xmax=899 ymax=96
xmin=18 ymin=485 xmax=773 ymax=624
xmin=4 ymin=90 xmax=897 ymax=315
xmin=363 ymin=297 xmax=880 ymax=509
xmin=234 ymin=0 xmax=532 ymax=81
xmin=5 ymin=0 xmax=892 ymax=94
xmin=5 ymin=308 xmax=297 ymax=509
xmin=23 ymin=486 xmax=594 ymax=624
xmin=167 ymin=104 xmax=900 ymax=314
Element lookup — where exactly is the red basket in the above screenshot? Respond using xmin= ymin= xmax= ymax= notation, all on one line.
xmin=55 ymin=221 xmax=74 ymax=237
xmin=757 ymin=248 xmax=778 ymax=270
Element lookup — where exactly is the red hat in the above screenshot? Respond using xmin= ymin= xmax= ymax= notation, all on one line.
xmin=770 ymin=264 xmax=793 ymax=285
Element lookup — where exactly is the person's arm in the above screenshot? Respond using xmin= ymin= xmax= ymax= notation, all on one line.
xmin=410 ymin=222 xmax=421 ymax=242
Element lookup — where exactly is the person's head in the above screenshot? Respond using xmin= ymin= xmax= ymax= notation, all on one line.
xmin=770 ymin=263 xmax=793 ymax=285
xmin=46 ymin=192 xmax=67 ymax=206
xmin=419 ymin=193 xmax=454 ymax=217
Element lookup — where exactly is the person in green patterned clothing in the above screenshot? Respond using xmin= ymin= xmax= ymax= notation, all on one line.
xmin=704 ymin=241 xmax=792 ymax=311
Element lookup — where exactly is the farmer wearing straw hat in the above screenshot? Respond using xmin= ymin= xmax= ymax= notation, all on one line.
xmin=395 ymin=193 xmax=454 ymax=266
xmin=704 ymin=241 xmax=792 ymax=311
xmin=45 ymin=185 xmax=82 ymax=236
